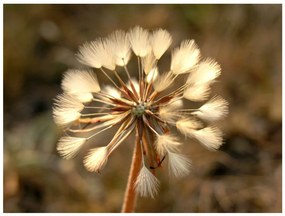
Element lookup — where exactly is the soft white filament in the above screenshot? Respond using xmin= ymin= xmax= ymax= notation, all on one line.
xmin=193 ymin=126 xmax=223 ymax=150
xmin=135 ymin=165 xmax=159 ymax=198
xmin=103 ymin=85 xmax=121 ymax=99
xmin=77 ymin=39 xmax=116 ymax=70
xmin=193 ymin=96 xmax=229 ymax=121
xmin=83 ymin=147 xmax=109 ymax=173
xmin=106 ymin=30 xmax=131 ymax=66
xmin=61 ymin=69 xmax=100 ymax=103
xmin=183 ymin=83 xmax=211 ymax=102
xmin=151 ymin=29 xmax=172 ymax=59
xmin=53 ymin=94 xmax=83 ymax=126
xmin=159 ymin=104 xmax=181 ymax=123
xmin=187 ymin=58 xmax=221 ymax=85
xmin=168 ymin=152 xmax=191 ymax=177
xmin=128 ymin=26 xmax=151 ymax=57
xmin=155 ymin=134 xmax=182 ymax=156
xmin=176 ymin=118 xmax=202 ymax=137
xmin=168 ymin=98 xmax=183 ymax=109
xmin=57 ymin=136 xmax=86 ymax=159
xmin=171 ymin=39 xmax=201 ymax=75
xmin=153 ymin=71 xmax=173 ymax=92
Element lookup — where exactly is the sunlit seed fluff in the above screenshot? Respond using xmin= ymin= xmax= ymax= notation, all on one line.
xmin=61 ymin=69 xmax=100 ymax=103
xmin=171 ymin=39 xmax=201 ymax=75
xmin=193 ymin=126 xmax=223 ymax=150
xmin=153 ymin=71 xmax=173 ymax=92
xmin=159 ymin=104 xmax=181 ymax=122
xmin=135 ymin=165 xmax=159 ymax=198
xmin=168 ymin=98 xmax=183 ymax=109
xmin=183 ymin=83 xmax=211 ymax=102
xmin=77 ymin=39 xmax=116 ymax=71
xmin=145 ymin=67 xmax=159 ymax=83
xmin=193 ymin=96 xmax=229 ymax=122
xmin=168 ymin=152 xmax=191 ymax=177
xmin=53 ymin=94 xmax=83 ymax=126
xmin=151 ymin=29 xmax=172 ymax=59
xmin=57 ymin=136 xmax=86 ymax=159
xmin=187 ymin=58 xmax=221 ymax=85
xmin=176 ymin=118 xmax=202 ymax=137
xmin=143 ymin=52 xmax=156 ymax=75
xmin=76 ymin=40 xmax=103 ymax=68
xmin=155 ymin=134 xmax=182 ymax=156
xmin=103 ymin=85 xmax=121 ymax=99
xmin=106 ymin=30 xmax=131 ymax=66
xmin=83 ymin=147 xmax=109 ymax=173
xmin=128 ymin=26 xmax=151 ymax=57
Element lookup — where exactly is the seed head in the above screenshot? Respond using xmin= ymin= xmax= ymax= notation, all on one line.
xmin=53 ymin=26 xmax=228 ymax=198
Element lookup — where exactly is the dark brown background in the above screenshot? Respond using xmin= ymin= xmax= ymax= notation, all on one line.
xmin=4 ymin=4 xmax=282 ymax=212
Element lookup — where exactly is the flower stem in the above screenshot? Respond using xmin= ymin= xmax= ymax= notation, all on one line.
xmin=121 ymin=130 xmax=142 ymax=213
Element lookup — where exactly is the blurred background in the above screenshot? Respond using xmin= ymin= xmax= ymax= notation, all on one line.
xmin=4 ymin=4 xmax=281 ymax=213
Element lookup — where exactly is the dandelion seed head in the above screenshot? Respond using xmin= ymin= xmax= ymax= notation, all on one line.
xmin=53 ymin=26 xmax=228 ymax=198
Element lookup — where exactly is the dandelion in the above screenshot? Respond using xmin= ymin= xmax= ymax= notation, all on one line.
xmin=53 ymin=26 xmax=228 ymax=212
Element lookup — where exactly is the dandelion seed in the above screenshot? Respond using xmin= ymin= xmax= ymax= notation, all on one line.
xmin=168 ymin=152 xmax=191 ymax=177
xmin=193 ymin=126 xmax=223 ymax=150
xmin=171 ymin=39 xmax=201 ymax=75
xmin=83 ymin=147 xmax=109 ymax=173
xmin=155 ymin=134 xmax=182 ymax=156
xmin=128 ymin=26 xmax=151 ymax=57
xmin=153 ymin=71 xmax=174 ymax=92
xmin=135 ymin=165 xmax=159 ymax=198
xmin=151 ymin=29 xmax=172 ymax=60
xmin=159 ymin=104 xmax=181 ymax=122
xmin=57 ymin=136 xmax=86 ymax=159
xmin=193 ymin=96 xmax=229 ymax=121
xmin=187 ymin=58 xmax=221 ymax=85
xmin=61 ymin=69 xmax=100 ymax=102
xmin=106 ymin=30 xmax=131 ymax=66
xmin=77 ymin=39 xmax=116 ymax=70
xmin=53 ymin=94 xmax=83 ymax=126
xmin=176 ymin=118 xmax=202 ymax=137
xmin=183 ymin=83 xmax=211 ymax=102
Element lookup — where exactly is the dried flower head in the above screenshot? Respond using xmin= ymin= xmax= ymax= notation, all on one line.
xmin=53 ymin=26 xmax=228 ymax=199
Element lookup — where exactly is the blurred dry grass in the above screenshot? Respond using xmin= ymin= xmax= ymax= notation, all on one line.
xmin=4 ymin=4 xmax=281 ymax=212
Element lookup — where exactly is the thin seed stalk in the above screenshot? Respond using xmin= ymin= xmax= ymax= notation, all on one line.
xmin=121 ymin=128 xmax=142 ymax=213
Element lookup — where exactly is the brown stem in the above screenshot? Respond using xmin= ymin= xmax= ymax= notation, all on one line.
xmin=121 ymin=127 xmax=142 ymax=213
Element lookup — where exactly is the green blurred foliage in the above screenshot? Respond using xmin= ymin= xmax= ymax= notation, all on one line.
xmin=4 ymin=4 xmax=281 ymax=213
